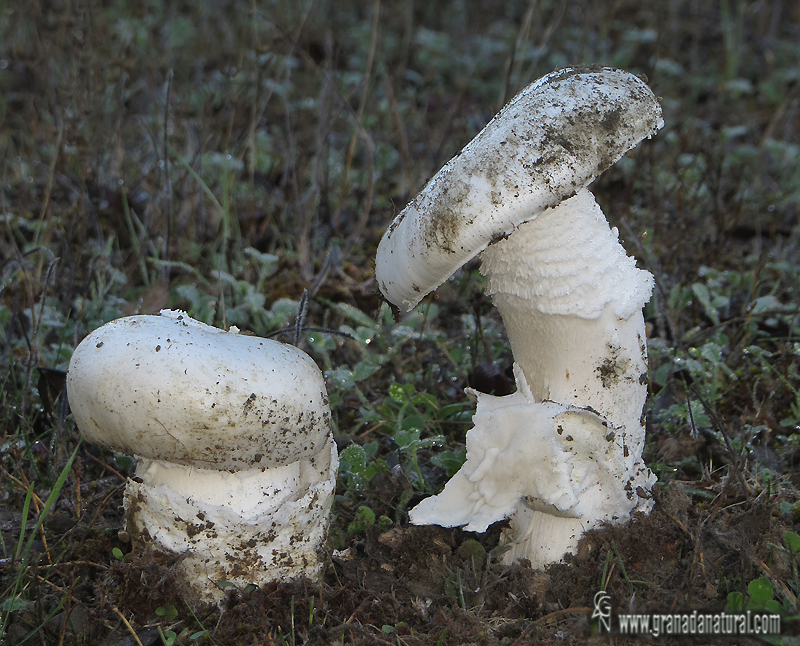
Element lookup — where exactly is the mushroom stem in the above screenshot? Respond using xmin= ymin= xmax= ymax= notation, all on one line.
xmin=480 ymin=189 xmax=654 ymax=563
xmin=127 ymin=439 xmax=337 ymax=595
xmin=501 ymin=509 xmax=589 ymax=569
xmin=481 ymin=188 xmax=651 ymax=434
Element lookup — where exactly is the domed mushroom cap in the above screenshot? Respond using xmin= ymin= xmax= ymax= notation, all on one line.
xmin=376 ymin=66 xmax=663 ymax=311
xmin=67 ymin=311 xmax=331 ymax=471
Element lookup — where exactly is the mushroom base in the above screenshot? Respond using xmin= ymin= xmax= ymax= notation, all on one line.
xmin=409 ymin=366 xmax=654 ymax=569
xmin=499 ymin=507 xmax=593 ymax=569
xmin=124 ymin=437 xmax=338 ymax=605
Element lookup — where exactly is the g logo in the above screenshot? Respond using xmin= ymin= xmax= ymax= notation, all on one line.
xmin=592 ymin=590 xmax=612 ymax=633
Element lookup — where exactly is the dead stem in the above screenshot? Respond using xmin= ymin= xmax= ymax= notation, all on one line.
xmin=337 ymin=0 xmax=380 ymax=233
xmin=111 ymin=607 xmax=145 ymax=646
xmin=162 ymin=69 xmax=174 ymax=284
xmin=510 ymin=607 xmax=593 ymax=646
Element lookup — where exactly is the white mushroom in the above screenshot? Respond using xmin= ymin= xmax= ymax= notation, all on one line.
xmin=375 ymin=67 xmax=662 ymax=568
xmin=66 ymin=310 xmax=337 ymax=603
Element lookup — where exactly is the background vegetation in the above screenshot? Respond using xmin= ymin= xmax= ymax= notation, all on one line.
xmin=1 ymin=0 xmax=799 ymax=644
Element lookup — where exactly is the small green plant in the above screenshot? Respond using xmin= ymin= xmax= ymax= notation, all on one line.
xmin=724 ymin=577 xmax=789 ymax=615
xmin=155 ymin=605 xmax=181 ymax=646
xmin=0 ymin=443 xmax=81 ymax=642
xmin=338 ymin=380 xmax=468 ymax=497
xmin=431 ymin=446 xmax=468 ymax=478
xmin=158 ymin=627 xmax=178 ymax=646
xmin=347 ymin=506 xmax=376 ymax=534
xmin=338 ymin=442 xmax=387 ymax=494
xmin=155 ymin=605 xmax=179 ymax=623
xmin=456 ymin=539 xmax=487 ymax=568
xmin=725 ymin=532 xmax=800 ymax=622
xmin=393 ymin=427 xmax=444 ymax=491
xmin=378 ymin=381 xmax=460 ymax=490
xmin=770 ymin=531 xmax=800 ymax=606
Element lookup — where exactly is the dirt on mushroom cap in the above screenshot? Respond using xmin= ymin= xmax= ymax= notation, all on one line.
xmin=376 ymin=67 xmax=663 ymax=312
xmin=67 ymin=312 xmax=332 ymax=471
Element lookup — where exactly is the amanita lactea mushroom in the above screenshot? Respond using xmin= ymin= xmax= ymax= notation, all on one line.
xmin=67 ymin=310 xmax=337 ymax=603
xmin=375 ymin=67 xmax=663 ymax=568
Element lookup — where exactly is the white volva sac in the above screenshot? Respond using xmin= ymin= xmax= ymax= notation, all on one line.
xmin=375 ymin=67 xmax=663 ymax=568
xmin=67 ymin=310 xmax=337 ymax=603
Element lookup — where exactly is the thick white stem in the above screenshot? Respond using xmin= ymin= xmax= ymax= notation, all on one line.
xmin=481 ymin=189 xmax=651 ymax=422
xmin=479 ymin=189 xmax=654 ymax=565
xmin=493 ymin=306 xmax=648 ymax=469
xmin=500 ymin=507 xmax=592 ymax=570
xmin=408 ymin=192 xmax=656 ymax=569
xmin=126 ymin=437 xmax=338 ymax=604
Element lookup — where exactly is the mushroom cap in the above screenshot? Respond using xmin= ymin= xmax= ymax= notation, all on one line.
xmin=67 ymin=311 xmax=331 ymax=471
xmin=376 ymin=66 xmax=663 ymax=311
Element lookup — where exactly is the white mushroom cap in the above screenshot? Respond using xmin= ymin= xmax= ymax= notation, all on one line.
xmin=376 ymin=66 xmax=663 ymax=311
xmin=67 ymin=310 xmax=330 ymax=471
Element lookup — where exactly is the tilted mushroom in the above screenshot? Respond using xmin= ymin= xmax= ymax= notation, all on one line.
xmin=67 ymin=310 xmax=337 ymax=603
xmin=375 ymin=67 xmax=663 ymax=568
